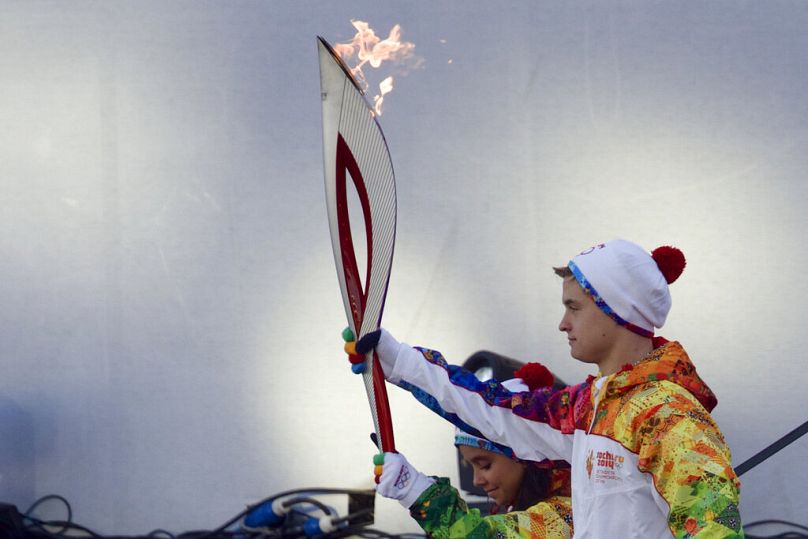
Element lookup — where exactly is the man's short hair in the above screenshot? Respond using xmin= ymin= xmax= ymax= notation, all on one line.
xmin=553 ymin=266 xmax=572 ymax=278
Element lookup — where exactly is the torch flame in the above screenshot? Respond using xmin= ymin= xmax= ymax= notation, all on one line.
xmin=373 ymin=76 xmax=394 ymax=116
xmin=335 ymin=20 xmax=421 ymax=115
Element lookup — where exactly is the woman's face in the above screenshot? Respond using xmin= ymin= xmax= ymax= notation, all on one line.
xmin=459 ymin=445 xmax=526 ymax=507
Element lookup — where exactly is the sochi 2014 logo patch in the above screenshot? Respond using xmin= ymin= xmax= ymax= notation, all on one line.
xmin=589 ymin=449 xmax=625 ymax=484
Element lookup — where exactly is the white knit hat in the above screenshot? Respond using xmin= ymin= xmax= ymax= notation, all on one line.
xmin=567 ymin=240 xmax=686 ymax=337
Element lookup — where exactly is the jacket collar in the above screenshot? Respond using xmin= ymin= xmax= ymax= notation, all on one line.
xmin=597 ymin=339 xmax=718 ymax=412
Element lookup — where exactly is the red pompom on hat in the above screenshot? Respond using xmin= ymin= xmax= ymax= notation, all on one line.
xmin=651 ymin=246 xmax=686 ymax=284
xmin=513 ymin=362 xmax=555 ymax=391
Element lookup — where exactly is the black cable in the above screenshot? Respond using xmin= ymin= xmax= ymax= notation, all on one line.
xmin=334 ymin=528 xmax=425 ymax=539
xmin=744 ymin=530 xmax=808 ymax=537
xmin=177 ymin=526 xmax=244 ymax=538
xmin=14 ymin=488 xmax=415 ymax=539
xmin=193 ymin=487 xmax=376 ymax=539
xmin=23 ymin=495 xmax=74 ymax=536
xmin=147 ymin=530 xmax=179 ymax=538
xmin=24 ymin=494 xmax=73 ymax=522
xmin=745 ymin=520 xmax=808 ymax=533
xmin=743 ymin=519 xmax=808 ymax=539
xmin=270 ymin=500 xmax=362 ymax=538
xmin=183 ymin=488 xmax=310 ymax=539
xmin=736 ymin=420 xmax=808 ymax=476
xmin=330 ymin=507 xmax=374 ymax=526
xmin=280 ymin=496 xmax=336 ymax=516
xmin=268 ymin=506 xmax=379 ymax=539
xmin=22 ymin=517 xmax=105 ymax=538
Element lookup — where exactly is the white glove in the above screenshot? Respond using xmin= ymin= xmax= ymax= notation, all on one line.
xmin=375 ymin=452 xmax=435 ymax=509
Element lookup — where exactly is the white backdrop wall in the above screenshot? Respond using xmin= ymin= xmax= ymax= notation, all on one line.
xmin=1 ymin=0 xmax=807 ymax=534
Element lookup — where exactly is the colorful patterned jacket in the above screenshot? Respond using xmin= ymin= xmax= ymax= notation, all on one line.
xmin=385 ymin=338 xmax=743 ymax=538
xmin=410 ymin=478 xmax=573 ymax=538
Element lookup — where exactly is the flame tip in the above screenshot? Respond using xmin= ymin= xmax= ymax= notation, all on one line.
xmin=334 ymin=18 xmax=419 ymax=115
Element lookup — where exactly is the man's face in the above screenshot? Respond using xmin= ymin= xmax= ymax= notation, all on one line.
xmin=558 ymin=276 xmax=620 ymax=365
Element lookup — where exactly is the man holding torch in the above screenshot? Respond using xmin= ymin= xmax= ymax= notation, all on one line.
xmin=351 ymin=239 xmax=743 ymax=538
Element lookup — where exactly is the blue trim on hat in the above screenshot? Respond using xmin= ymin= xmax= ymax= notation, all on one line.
xmin=568 ymin=261 xmax=654 ymax=338
xmin=453 ymin=432 xmax=513 ymax=458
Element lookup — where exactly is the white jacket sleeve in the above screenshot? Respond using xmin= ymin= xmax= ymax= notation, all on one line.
xmin=387 ymin=340 xmax=574 ymax=462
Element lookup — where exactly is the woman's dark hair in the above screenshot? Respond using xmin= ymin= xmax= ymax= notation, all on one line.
xmin=511 ymin=465 xmax=552 ymax=511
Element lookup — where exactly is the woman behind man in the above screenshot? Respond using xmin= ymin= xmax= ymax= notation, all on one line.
xmin=373 ymin=365 xmax=573 ymax=538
